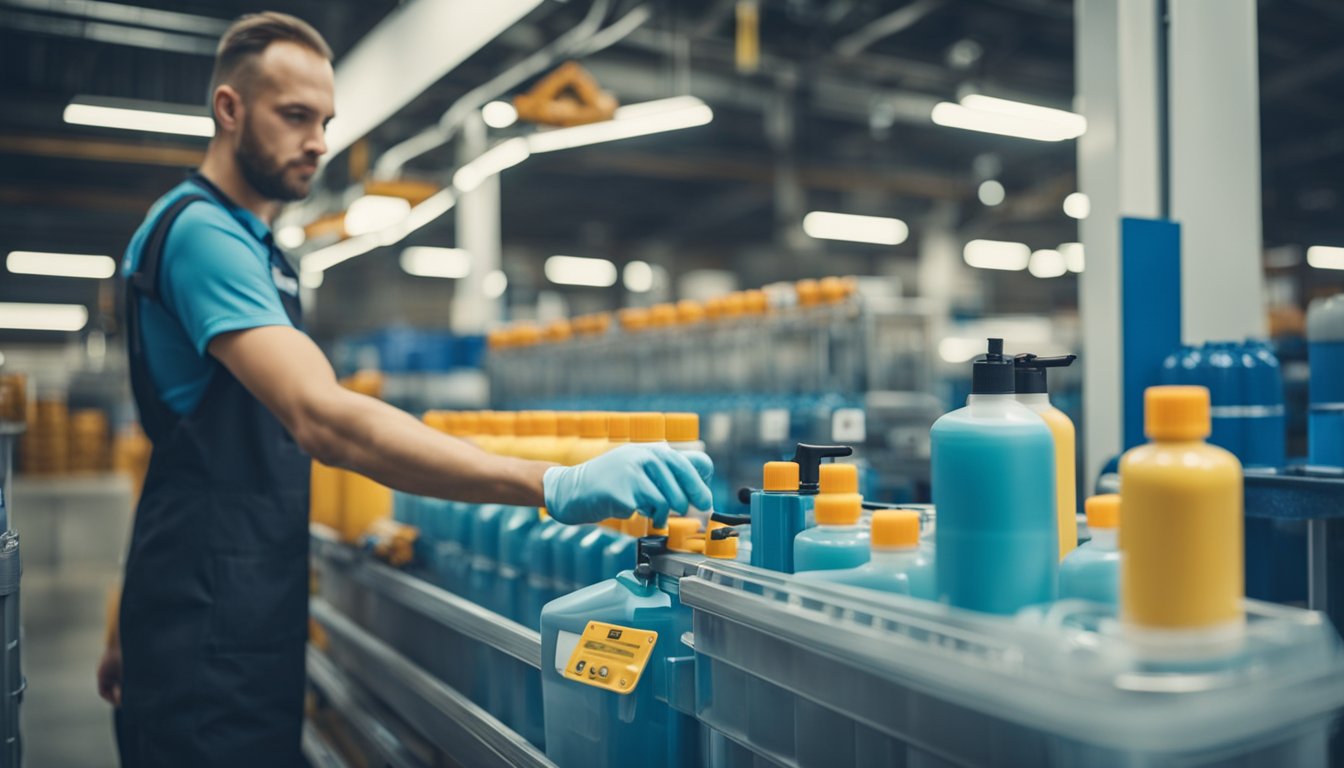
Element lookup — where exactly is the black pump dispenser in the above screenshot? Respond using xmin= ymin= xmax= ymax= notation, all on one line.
xmin=790 ymin=443 xmax=854 ymax=495
xmin=971 ymin=338 xmax=1015 ymax=395
xmin=1013 ymin=353 xmax=1077 ymax=394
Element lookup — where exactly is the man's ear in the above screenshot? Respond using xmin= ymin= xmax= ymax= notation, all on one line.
xmin=213 ymin=85 xmax=243 ymax=132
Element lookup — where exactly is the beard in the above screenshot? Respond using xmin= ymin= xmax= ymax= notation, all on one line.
xmin=235 ymin=116 xmax=313 ymax=202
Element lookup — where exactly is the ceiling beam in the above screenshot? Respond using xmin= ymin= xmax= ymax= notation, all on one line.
xmin=0 ymin=183 xmax=158 ymax=213
xmin=0 ymin=133 xmax=204 ymax=167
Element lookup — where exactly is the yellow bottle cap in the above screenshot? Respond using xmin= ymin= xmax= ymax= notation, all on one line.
xmin=600 ymin=518 xmax=623 ymax=531
xmin=621 ymin=515 xmax=649 ymax=537
xmin=649 ymin=303 xmax=678 ymax=328
xmin=814 ymin=493 xmax=863 ymax=526
xmin=545 ymin=320 xmax=573 ymax=343
xmin=532 ymin=411 xmax=558 ymax=436
xmin=606 ymin=412 xmax=631 ymax=442
xmin=763 ymin=461 xmax=800 ymax=491
xmin=487 ymin=329 xmax=509 ymax=350
xmin=556 ymin=412 xmax=580 ymax=438
xmin=1086 ymin=494 xmax=1120 ymax=529
xmin=459 ymin=411 xmax=481 ymax=436
xmin=590 ymin=312 xmax=612 ymax=335
xmin=513 ymin=324 xmax=543 ymax=347
xmin=1145 ymin=385 xmax=1211 ymax=441
xmin=704 ymin=297 xmax=724 ymax=321
xmin=796 ymin=279 xmax=821 ymax=307
xmin=422 ymin=410 xmax=447 ymax=432
xmin=579 ymin=412 xmax=608 ymax=439
xmin=704 ymin=523 xmax=738 ymax=559
xmin=619 ymin=308 xmax=650 ymax=332
xmin=630 ymin=412 xmax=665 ymax=442
xmin=649 ymin=520 xmax=669 ymax=536
xmin=819 ymin=276 xmax=848 ymax=304
xmin=676 ymin=300 xmax=705 ymax=325
xmin=515 ymin=411 xmax=536 ymax=437
xmin=494 ymin=411 xmax=517 ymax=436
xmin=720 ymin=293 xmax=746 ymax=319
xmin=665 ymin=413 xmax=699 ymax=443
xmin=870 ymin=509 xmax=920 ymax=549
xmin=819 ymin=463 xmax=859 ymax=494
xmin=744 ymin=289 xmax=769 ymax=315
xmin=665 ymin=517 xmax=703 ymax=552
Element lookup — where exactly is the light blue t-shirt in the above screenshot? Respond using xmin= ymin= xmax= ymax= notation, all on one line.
xmin=122 ymin=177 xmax=295 ymax=415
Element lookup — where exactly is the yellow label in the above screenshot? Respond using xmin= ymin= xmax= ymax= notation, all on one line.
xmin=562 ymin=621 xmax=658 ymax=695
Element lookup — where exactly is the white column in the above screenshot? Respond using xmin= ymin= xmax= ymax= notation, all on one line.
xmin=1168 ymin=0 xmax=1266 ymax=342
xmin=452 ymin=115 xmax=503 ymax=333
xmin=1075 ymin=0 xmax=1163 ymax=482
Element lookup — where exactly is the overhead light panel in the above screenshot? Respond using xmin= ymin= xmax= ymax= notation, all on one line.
xmin=545 ymin=255 xmax=617 ymax=287
xmin=64 ymin=96 xmax=213 ymax=137
xmin=1307 ymin=246 xmax=1344 ymax=270
xmin=977 ymin=180 xmax=1005 ymax=207
xmin=483 ymin=270 xmax=509 ymax=299
xmin=0 ymin=302 xmax=88 ymax=332
xmin=276 ymin=226 xmax=307 ymax=250
xmin=963 ymin=239 xmax=1030 ymax=271
xmin=344 ymin=195 xmax=411 ymax=237
xmin=1059 ymin=242 xmax=1085 ymax=273
xmin=527 ymin=96 xmax=713 ymax=153
xmin=1028 ymin=249 xmax=1067 ymax=278
xmin=401 ymin=247 xmax=472 ymax=279
xmin=802 ymin=211 xmax=909 ymax=246
xmin=453 ymin=138 xmax=530 ymax=193
xmin=932 ymin=94 xmax=1086 ymax=142
xmin=482 ymin=100 xmax=519 ymax=129
xmin=302 ymin=189 xmax=457 ymax=275
xmin=7 ymin=251 xmax=116 ymax=279
xmin=1063 ymin=192 xmax=1091 ymax=219
xmin=623 ymin=260 xmax=655 ymax=293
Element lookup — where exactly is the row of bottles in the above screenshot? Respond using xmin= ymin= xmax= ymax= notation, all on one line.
xmin=1160 ymin=339 xmax=1285 ymax=468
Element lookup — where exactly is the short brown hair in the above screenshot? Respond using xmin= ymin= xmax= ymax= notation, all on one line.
xmin=208 ymin=11 xmax=332 ymax=114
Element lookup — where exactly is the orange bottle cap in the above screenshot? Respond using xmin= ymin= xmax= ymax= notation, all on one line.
xmin=665 ymin=517 xmax=703 ymax=552
xmin=870 ymin=509 xmax=920 ymax=549
xmin=649 ymin=304 xmax=678 ymax=328
xmin=531 ymin=411 xmax=558 ymax=436
xmin=813 ymin=493 xmax=863 ymax=526
xmin=704 ymin=524 xmax=739 ymax=559
xmin=606 ymin=412 xmax=631 ymax=442
xmin=515 ymin=411 xmax=536 ymax=437
xmin=819 ymin=276 xmax=847 ymax=304
xmin=458 ymin=412 xmax=481 ymax=435
xmin=665 ymin=413 xmax=699 ymax=443
xmin=556 ymin=412 xmax=580 ymax=437
xmin=1085 ymin=494 xmax=1120 ymax=529
xmin=1145 ymin=385 xmax=1211 ymax=441
xmin=619 ymin=308 xmax=650 ymax=332
xmin=630 ymin=412 xmax=665 ymax=442
xmin=763 ymin=461 xmax=800 ymax=491
xmin=818 ymin=463 xmax=859 ymax=494
xmin=676 ymin=300 xmax=705 ymax=325
xmin=579 ymin=412 xmax=609 ymax=439
xmin=795 ymin=279 xmax=821 ymax=307
xmin=621 ymin=515 xmax=649 ymax=537
xmin=494 ymin=411 xmax=517 ymax=435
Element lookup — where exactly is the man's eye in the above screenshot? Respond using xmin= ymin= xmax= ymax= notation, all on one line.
xmin=286 ymin=113 xmax=306 ymax=123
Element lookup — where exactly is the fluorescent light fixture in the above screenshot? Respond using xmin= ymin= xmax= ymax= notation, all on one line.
xmin=931 ymin=94 xmax=1086 ymax=142
xmin=802 ymin=211 xmax=909 ymax=246
xmin=963 ymin=239 xmax=1030 ymax=270
xmin=1028 ymin=249 xmax=1067 ymax=278
xmin=453 ymin=138 xmax=530 ymax=193
xmin=0 ymin=302 xmax=88 ymax=332
xmin=303 ymin=190 xmax=457 ymax=274
xmin=299 ymin=269 xmax=324 ymax=289
xmin=276 ymin=225 xmax=307 ymax=250
xmin=938 ymin=337 xmax=986 ymax=364
xmin=482 ymin=100 xmax=519 ymax=129
xmin=977 ymin=179 xmax=1005 ymax=206
xmin=1063 ymin=192 xmax=1090 ymax=219
xmin=7 ymin=251 xmax=116 ymax=279
xmin=64 ymin=97 xmax=213 ymax=137
xmin=344 ymin=195 xmax=411 ymax=237
xmin=483 ymin=270 xmax=509 ymax=298
xmin=1059 ymin=242 xmax=1084 ymax=273
xmin=545 ymin=255 xmax=617 ymax=287
xmin=623 ymin=260 xmax=654 ymax=293
xmin=527 ymin=96 xmax=713 ymax=153
xmin=1307 ymin=246 xmax=1344 ymax=270
xmin=401 ymin=247 xmax=472 ymax=279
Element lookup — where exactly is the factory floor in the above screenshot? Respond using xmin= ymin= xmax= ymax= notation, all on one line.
xmin=24 ymin=562 xmax=120 ymax=767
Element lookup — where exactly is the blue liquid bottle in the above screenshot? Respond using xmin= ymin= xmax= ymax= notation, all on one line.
xmin=522 ymin=512 xmax=563 ymax=631
xmin=794 ymin=491 xmax=870 ymax=572
xmin=1059 ymin=494 xmax=1121 ymax=606
xmin=932 ymin=338 xmax=1057 ymax=614
xmin=495 ymin=506 xmax=539 ymax=623
xmin=797 ymin=509 xmax=934 ymax=598
xmin=1308 ymin=294 xmax=1344 ymax=467
xmin=749 ymin=461 xmax=806 ymax=572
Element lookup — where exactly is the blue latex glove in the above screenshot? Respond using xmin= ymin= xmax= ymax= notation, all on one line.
xmin=543 ymin=444 xmax=714 ymax=528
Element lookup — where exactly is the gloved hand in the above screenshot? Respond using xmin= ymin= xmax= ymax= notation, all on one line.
xmin=543 ymin=444 xmax=714 ymax=528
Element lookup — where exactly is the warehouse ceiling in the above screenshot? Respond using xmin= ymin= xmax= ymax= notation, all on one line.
xmin=0 ymin=0 xmax=1340 ymax=343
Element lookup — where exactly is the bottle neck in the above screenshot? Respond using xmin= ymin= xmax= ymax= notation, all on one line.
xmin=1016 ymin=392 xmax=1050 ymax=407
xmin=1088 ymin=528 xmax=1117 ymax=548
xmin=869 ymin=546 xmax=918 ymax=564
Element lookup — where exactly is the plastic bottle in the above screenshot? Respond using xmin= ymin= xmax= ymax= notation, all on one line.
xmin=492 ymin=411 xmax=520 ymax=457
xmin=554 ymin=412 xmax=581 ymax=463
xmin=748 ymin=461 xmax=806 ymax=573
xmin=528 ymin=411 xmax=565 ymax=462
xmin=666 ymin=412 xmax=711 ymax=524
xmin=1059 ymin=494 xmax=1121 ymax=606
xmin=1121 ymin=385 xmax=1244 ymax=660
xmin=796 ymin=509 xmax=934 ymax=598
xmin=458 ymin=411 xmax=483 ymax=446
xmin=1241 ymin=341 xmax=1286 ymax=470
xmin=565 ymin=411 xmax=611 ymax=466
xmin=1308 ymin=294 xmax=1344 ymax=467
xmin=522 ymin=510 xmax=563 ymax=630
xmin=794 ymin=492 xmax=870 ymax=572
xmin=495 ymin=505 xmax=540 ymax=623
xmin=606 ymin=412 xmax=631 ymax=445
xmin=1014 ymin=352 xmax=1079 ymax=559
xmin=601 ymin=515 xmax=646 ymax=578
xmin=931 ymin=338 xmax=1057 ymax=615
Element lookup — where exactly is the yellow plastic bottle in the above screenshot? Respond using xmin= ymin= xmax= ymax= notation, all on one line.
xmin=1015 ymin=354 xmax=1080 ymax=559
xmin=529 ymin=411 xmax=566 ymax=463
xmin=493 ymin=411 xmax=520 ymax=457
xmin=565 ymin=412 xmax=611 ymax=466
xmin=1121 ymin=385 xmax=1244 ymax=659
xmin=310 ymin=460 xmax=342 ymax=530
xmin=458 ymin=411 xmax=483 ymax=445
xmin=630 ymin=412 xmax=666 ymax=446
xmin=554 ymin=412 xmax=581 ymax=462
xmin=336 ymin=372 xmax=392 ymax=542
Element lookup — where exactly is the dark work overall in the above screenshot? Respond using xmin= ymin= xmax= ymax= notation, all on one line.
xmin=118 ymin=173 xmax=310 ymax=766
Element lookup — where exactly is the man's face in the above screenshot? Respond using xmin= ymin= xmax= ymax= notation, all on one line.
xmin=232 ymin=41 xmax=335 ymax=202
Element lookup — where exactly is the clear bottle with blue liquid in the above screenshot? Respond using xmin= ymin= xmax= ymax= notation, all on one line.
xmin=1059 ymin=494 xmax=1121 ymax=606
xmin=793 ymin=491 xmax=870 ymax=573
xmin=931 ymin=338 xmax=1057 ymax=614
xmin=797 ymin=509 xmax=934 ymax=598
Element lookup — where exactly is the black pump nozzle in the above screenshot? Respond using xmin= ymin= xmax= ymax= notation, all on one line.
xmin=710 ymin=511 xmax=752 ymax=527
xmin=1013 ymin=352 xmax=1077 ymax=394
xmin=709 ymin=527 xmax=739 ymax=541
xmin=971 ymin=337 xmax=1015 ymax=395
xmin=790 ymin=443 xmax=855 ymax=495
